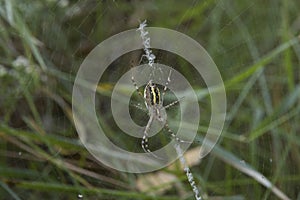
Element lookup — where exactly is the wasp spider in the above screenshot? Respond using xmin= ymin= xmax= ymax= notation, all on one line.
xmin=131 ymin=71 xmax=186 ymax=158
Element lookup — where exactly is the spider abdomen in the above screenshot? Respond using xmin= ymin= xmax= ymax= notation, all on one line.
xmin=144 ymin=81 xmax=161 ymax=107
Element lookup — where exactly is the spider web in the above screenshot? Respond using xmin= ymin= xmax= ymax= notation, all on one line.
xmin=3 ymin=0 xmax=299 ymax=199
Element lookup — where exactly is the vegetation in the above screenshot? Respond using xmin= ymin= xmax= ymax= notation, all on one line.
xmin=0 ymin=0 xmax=299 ymax=199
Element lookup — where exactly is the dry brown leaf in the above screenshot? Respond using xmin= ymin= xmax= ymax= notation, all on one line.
xmin=136 ymin=146 xmax=201 ymax=194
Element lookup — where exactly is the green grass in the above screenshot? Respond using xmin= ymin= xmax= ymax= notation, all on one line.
xmin=0 ymin=0 xmax=300 ymax=199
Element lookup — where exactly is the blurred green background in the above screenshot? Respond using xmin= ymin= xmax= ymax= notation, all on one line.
xmin=0 ymin=0 xmax=300 ymax=199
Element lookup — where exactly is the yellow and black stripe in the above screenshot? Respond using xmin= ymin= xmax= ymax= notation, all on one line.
xmin=150 ymin=85 xmax=160 ymax=105
xmin=144 ymin=82 xmax=161 ymax=106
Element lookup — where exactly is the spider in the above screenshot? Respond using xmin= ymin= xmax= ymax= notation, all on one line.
xmin=131 ymin=70 xmax=186 ymax=158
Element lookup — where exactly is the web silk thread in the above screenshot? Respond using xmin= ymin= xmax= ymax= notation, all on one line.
xmin=176 ymin=144 xmax=203 ymax=200
xmin=137 ymin=20 xmax=203 ymax=200
xmin=137 ymin=20 xmax=156 ymax=67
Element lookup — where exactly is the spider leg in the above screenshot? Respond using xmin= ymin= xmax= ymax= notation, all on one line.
xmin=161 ymin=70 xmax=185 ymax=110
xmin=142 ymin=114 xmax=153 ymax=153
xmin=131 ymin=76 xmax=144 ymax=98
xmin=130 ymin=102 xmax=147 ymax=113
xmin=141 ymin=115 xmax=163 ymax=159
xmin=162 ymin=70 xmax=172 ymax=98
xmin=164 ymin=96 xmax=185 ymax=109
xmin=138 ymin=54 xmax=145 ymax=65
xmin=164 ymin=99 xmax=180 ymax=109
xmin=164 ymin=122 xmax=191 ymax=144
